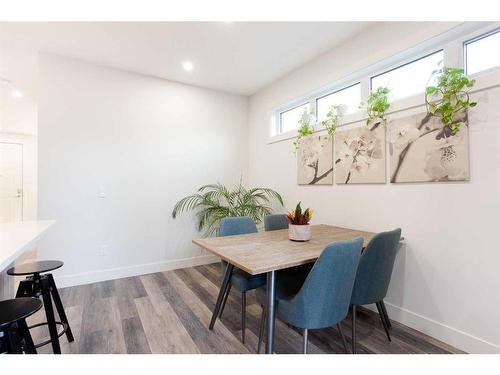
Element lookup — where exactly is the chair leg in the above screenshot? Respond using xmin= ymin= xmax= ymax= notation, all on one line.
xmin=241 ymin=291 xmax=246 ymax=344
xmin=257 ymin=304 xmax=266 ymax=353
xmin=40 ymin=276 xmax=61 ymax=354
xmin=337 ymin=323 xmax=348 ymax=353
xmin=352 ymin=305 xmax=357 ymax=354
xmin=302 ymin=328 xmax=308 ymax=354
xmin=376 ymin=302 xmax=391 ymax=342
xmin=18 ymin=319 xmax=37 ymax=354
xmin=6 ymin=324 xmax=23 ymax=354
xmin=15 ymin=279 xmax=33 ymax=298
xmin=380 ymin=300 xmax=391 ymax=328
xmin=218 ymin=282 xmax=232 ymax=318
xmin=48 ymin=274 xmax=74 ymax=342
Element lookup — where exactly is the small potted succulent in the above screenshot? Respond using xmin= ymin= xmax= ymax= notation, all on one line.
xmin=286 ymin=202 xmax=313 ymax=241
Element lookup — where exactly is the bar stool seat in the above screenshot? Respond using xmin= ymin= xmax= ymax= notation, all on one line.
xmin=7 ymin=260 xmax=63 ymax=276
xmin=0 ymin=298 xmax=42 ymax=329
xmin=7 ymin=260 xmax=73 ymax=354
xmin=0 ymin=298 xmax=42 ymax=354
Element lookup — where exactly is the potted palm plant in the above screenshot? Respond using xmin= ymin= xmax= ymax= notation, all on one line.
xmin=285 ymin=202 xmax=313 ymax=241
xmin=171 ymin=180 xmax=283 ymax=236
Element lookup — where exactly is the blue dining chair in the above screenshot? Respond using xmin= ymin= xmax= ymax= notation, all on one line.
xmin=264 ymin=214 xmax=289 ymax=231
xmin=350 ymin=228 xmax=401 ymax=353
xmin=257 ymin=237 xmax=363 ymax=353
xmin=217 ymin=216 xmax=265 ymax=343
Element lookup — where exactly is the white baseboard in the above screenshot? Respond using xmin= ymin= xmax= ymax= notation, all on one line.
xmin=367 ymin=301 xmax=500 ymax=354
xmin=53 ymin=254 xmax=219 ymax=289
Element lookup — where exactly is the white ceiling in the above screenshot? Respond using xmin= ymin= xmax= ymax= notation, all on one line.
xmin=0 ymin=22 xmax=373 ymax=98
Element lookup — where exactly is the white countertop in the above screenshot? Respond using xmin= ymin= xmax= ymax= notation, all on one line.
xmin=0 ymin=220 xmax=55 ymax=271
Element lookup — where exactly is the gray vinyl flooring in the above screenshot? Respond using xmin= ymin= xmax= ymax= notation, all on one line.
xmin=26 ymin=263 xmax=464 ymax=354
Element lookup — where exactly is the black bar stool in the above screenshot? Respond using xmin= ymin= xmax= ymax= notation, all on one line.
xmin=7 ymin=260 xmax=74 ymax=354
xmin=0 ymin=298 xmax=42 ymax=354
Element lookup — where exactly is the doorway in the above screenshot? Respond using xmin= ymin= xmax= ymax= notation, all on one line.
xmin=0 ymin=142 xmax=23 ymax=222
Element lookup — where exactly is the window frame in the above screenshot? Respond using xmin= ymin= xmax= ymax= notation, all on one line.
xmin=464 ymin=27 xmax=500 ymax=76
xmin=369 ymin=49 xmax=444 ymax=99
xmin=315 ymin=82 xmax=362 ymax=122
xmin=278 ymin=101 xmax=310 ymax=134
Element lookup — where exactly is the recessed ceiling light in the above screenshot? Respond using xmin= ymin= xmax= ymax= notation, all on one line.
xmin=11 ymin=90 xmax=23 ymax=98
xmin=182 ymin=61 xmax=194 ymax=72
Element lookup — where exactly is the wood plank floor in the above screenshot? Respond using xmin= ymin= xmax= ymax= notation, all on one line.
xmin=26 ymin=263 xmax=464 ymax=354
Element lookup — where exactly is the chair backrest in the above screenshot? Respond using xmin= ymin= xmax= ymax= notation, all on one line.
xmin=350 ymin=228 xmax=401 ymax=305
xmin=219 ymin=216 xmax=257 ymax=237
xmin=284 ymin=237 xmax=363 ymax=329
xmin=264 ymin=214 xmax=289 ymax=231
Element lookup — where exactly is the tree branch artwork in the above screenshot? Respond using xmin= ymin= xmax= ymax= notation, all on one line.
xmin=307 ymin=160 xmax=334 ymax=185
xmin=390 ymin=113 xmax=432 ymax=183
xmin=334 ymin=123 xmax=386 ymax=184
xmin=389 ymin=111 xmax=469 ymax=183
xmin=297 ymin=135 xmax=334 ymax=185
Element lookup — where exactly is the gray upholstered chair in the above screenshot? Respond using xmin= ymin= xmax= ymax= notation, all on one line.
xmin=264 ymin=214 xmax=289 ymax=231
xmin=350 ymin=228 xmax=401 ymax=353
xmin=257 ymin=237 xmax=363 ymax=353
xmin=217 ymin=216 xmax=265 ymax=343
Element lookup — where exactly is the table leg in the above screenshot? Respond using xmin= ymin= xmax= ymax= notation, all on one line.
xmin=265 ymin=270 xmax=276 ymax=354
xmin=209 ymin=262 xmax=234 ymax=330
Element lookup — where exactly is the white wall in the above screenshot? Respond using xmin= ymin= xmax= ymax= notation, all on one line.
xmin=0 ymin=95 xmax=37 ymax=135
xmin=247 ymin=22 xmax=500 ymax=353
xmin=38 ymin=53 xmax=248 ymax=287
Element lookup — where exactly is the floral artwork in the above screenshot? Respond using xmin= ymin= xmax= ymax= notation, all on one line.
xmin=297 ymin=135 xmax=333 ymax=185
xmin=334 ymin=123 xmax=386 ymax=184
xmin=388 ymin=111 xmax=470 ymax=183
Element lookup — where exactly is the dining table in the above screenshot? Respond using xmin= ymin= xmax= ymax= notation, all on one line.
xmin=192 ymin=224 xmax=380 ymax=354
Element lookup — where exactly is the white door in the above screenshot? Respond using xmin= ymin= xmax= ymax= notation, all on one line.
xmin=0 ymin=142 xmax=23 ymax=222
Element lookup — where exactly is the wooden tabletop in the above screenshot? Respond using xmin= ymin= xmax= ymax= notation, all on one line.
xmin=192 ymin=224 xmax=378 ymax=275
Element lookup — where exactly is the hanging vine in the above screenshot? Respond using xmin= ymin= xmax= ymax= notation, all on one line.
xmin=320 ymin=104 xmax=345 ymax=137
xmin=293 ymin=107 xmax=315 ymax=150
xmin=362 ymin=86 xmax=391 ymax=128
xmin=425 ymin=66 xmax=476 ymax=136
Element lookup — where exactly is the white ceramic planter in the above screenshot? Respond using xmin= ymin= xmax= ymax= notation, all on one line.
xmin=288 ymin=224 xmax=311 ymax=242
